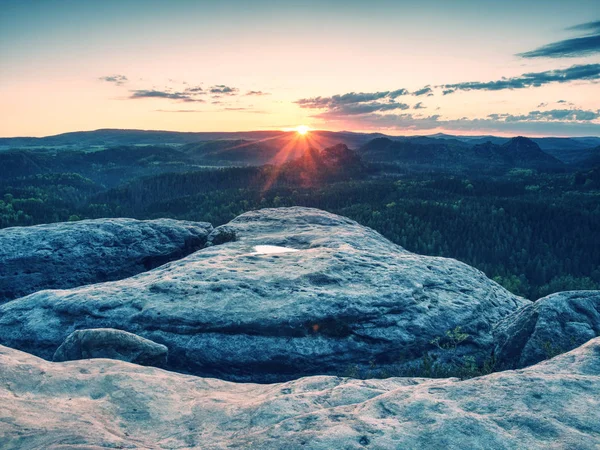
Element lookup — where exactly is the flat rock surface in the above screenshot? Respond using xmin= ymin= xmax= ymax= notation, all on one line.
xmin=0 ymin=207 xmax=526 ymax=382
xmin=494 ymin=290 xmax=600 ymax=369
xmin=0 ymin=218 xmax=213 ymax=303
xmin=53 ymin=328 xmax=168 ymax=367
xmin=0 ymin=337 xmax=598 ymax=449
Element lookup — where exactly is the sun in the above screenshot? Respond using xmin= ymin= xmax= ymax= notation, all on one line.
xmin=296 ymin=125 xmax=310 ymax=135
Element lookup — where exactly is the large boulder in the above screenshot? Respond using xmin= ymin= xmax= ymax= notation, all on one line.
xmin=53 ymin=328 xmax=168 ymax=367
xmin=0 ymin=207 xmax=526 ymax=382
xmin=0 ymin=337 xmax=599 ymax=449
xmin=0 ymin=218 xmax=212 ymax=303
xmin=494 ymin=290 xmax=600 ymax=369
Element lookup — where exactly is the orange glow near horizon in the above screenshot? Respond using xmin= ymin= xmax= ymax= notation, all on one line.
xmin=296 ymin=125 xmax=310 ymax=135
xmin=282 ymin=125 xmax=312 ymax=136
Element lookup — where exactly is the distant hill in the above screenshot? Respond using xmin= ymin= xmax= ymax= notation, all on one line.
xmin=577 ymin=146 xmax=600 ymax=168
xmin=0 ymin=146 xmax=196 ymax=187
xmin=2 ymin=128 xmax=597 ymax=172
xmin=0 ymin=129 xmax=387 ymax=152
xmin=430 ymin=134 xmax=600 ymax=164
xmin=0 ymin=129 xmax=284 ymax=149
xmin=499 ymin=136 xmax=564 ymax=169
xmin=358 ymin=136 xmax=564 ymax=172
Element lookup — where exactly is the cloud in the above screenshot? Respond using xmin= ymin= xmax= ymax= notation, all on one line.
xmin=209 ymin=85 xmax=239 ymax=95
xmin=295 ymin=89 xmax=408 ymax=109
xmin=129 ymin=89 xmax=205 ymax=102
xmin=442 ymin=89 xmax=455 ymax=95
xmin=537 ymin=102 xmax=548 ymax=108
xmin=413 ymin=102 xmax=426 ymax=110
xmin=412 ymin=86 xmax=433 ymax=96
xmin=155 ymin=109 xmax=205 ymax=113
xmin=184 ymin=86 xmax=204 ymax=94
xmin=441 ymin=64 xmax=600 ymax=93
xmin=518 ymin=20 xmax=600 ymax=58
xmin=312 ymin=102 xmax=411 ymax=119
xmin=246 ymin=90 xmax=270 ymax=96
xmin=313 ymin=104 xmax=600 ymax=136
xmin=99 ymin=74 xmax=128 ymax=86
xmin=489 ymin=108 xmax=600 ymax=122
xmin=295 ymin=89 xmax=413 ymax=119
xmin=221 ymin=107 xmax=269 ymax=113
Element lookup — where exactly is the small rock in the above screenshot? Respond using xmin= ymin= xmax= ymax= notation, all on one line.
xmin=53 ymin=328 xmax=168 ymax=367
xmin=206 ymin=225 xmax=237 ymax=246
xmin=494 ymin=290 xmax=600 ymax=369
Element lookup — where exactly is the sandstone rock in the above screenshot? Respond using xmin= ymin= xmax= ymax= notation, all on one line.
xmin=53 ymin=328 xmax=168 ymax=367
xmin=206 ymin=224 xmax=237 ymax=246
xmin=494 ymin=290 xmax=600 ymax=369
xmin=0 ymin=338 xmax=598 ymax=449
xmin=0 ymin=207 xmax=526 ymax=382
xmin=0 ymin=217 xmax=212 ymax=303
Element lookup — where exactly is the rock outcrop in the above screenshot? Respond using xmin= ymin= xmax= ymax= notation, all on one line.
xmin=53 ymin=328 xmax=168 ymax=367
xmin=0 ymin=207 xmax=526 ymax=382
xmin=494 ymin=290 xmax=600 ymax=369
xmin=0 ymin=218 xmax=212 ymax=303
xmin=1 ymin=337 xmax=599 ymax=449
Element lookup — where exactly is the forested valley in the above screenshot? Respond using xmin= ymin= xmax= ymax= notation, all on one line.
xmin=1 ymin=139 xmax=599 ymax=300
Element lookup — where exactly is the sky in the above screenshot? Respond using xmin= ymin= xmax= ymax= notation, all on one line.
xmin=0 ymin=0 xmax=599 ymax=137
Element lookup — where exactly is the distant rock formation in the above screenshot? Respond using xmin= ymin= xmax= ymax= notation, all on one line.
xmin=0 ymin=207 xmax=526 ymax=382
xmin=53 ymin=328 xmax=168 ymax=367
xmin=358 ymin=135 xmax=565 ymax=171
xmin=0 ymin=218 xmax=212 ymax=303
xmin=1 ymin=337 xmax=598 ymax=448
xmin=494 ymin=290 xmax=600 ymax=369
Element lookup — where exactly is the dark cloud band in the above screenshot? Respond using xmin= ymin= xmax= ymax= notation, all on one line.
xmin=442 ymin=64 xmax=600 ymax=93
xmin=518 ymin=20 xmax=600 ymax=58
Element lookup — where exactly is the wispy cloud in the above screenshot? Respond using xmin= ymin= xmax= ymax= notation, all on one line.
xmin=412 ymin=86 xmax=433 ymax=96
xmin=246 ymin=90 xmax=270 ymax=96
xmin=99 ymin=74 xmax=128 ymax=86
xmin=413 ymin=102 xmax=426 ymax=110
xmin=318 ymin=110 xmax=600 ymax=135
xmin=295 ymin=90 xmax=408 ymax=109
xmin=184 ymin=85 xmax=204 ymax=94
xmin=518 ymin=20 xmax=600 ymax=58
xmin=488 ymin=108 xmax=600 ymax=122
xmin=209 ymin=85 xmax=239 ymax=95
xmin=155 ymin=109 xmax=205 ymax=113
xmin=129 ymin=89 xmax=204 ymax=103
xmin=295 ymin=89 xmax=413 ymax=119
xmin=441 ymin=64 xmax=600 ymax=93
xmin=221 ymin=107 xmax=269 ymax=113
xmin=314 ymin=102 xmax=411 ymax=118
xmin=129 ymin=89 xmax=206 ymax=102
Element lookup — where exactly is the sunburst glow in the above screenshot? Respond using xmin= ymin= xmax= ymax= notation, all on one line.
xmin=296 ymin=125 xmax=310 ymax=135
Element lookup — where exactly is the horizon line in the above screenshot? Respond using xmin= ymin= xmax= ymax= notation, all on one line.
xmin=1 ymin=127 xmax=599 ymax=140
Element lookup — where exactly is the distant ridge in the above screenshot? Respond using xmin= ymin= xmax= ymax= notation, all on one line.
xmin=1 ymin=128 xmax=598 ymax=148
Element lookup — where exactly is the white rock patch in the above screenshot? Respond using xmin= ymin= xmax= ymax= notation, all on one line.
xmin=251 ymin=245 xmax=300 ymax=255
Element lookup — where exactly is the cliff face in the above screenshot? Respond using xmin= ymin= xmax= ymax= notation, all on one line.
xmin=0 ymin=207 xmax=599 ymax=448
xmin=494 ymin=290 xmax=600 ymax=369
xmin=0 ymin=217 xmax=212 ymax=303
xmin=1 ymin=337 xmax=599 ymax=449
xmin=0 ymin=207 xmax=527 ymax=382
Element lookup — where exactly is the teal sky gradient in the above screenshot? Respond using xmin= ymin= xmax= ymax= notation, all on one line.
xmin=1 ymin=0 xmax=599 ymax=136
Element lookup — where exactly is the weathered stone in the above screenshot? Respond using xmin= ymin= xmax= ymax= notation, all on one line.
xmin=0 ymin=207 xmax=526 ymax=382
xmin=0 ymin=218 xmax=212 ymax=303
xmin=494 ymin=290 xmax=600 ymax=369
xmin=206 ymin=224 xmax=237 ymax=246
xmin=0 ymin=337 xmax=598 ymax=449
xmin=53 ymin=328 xmax=168 ymax=367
